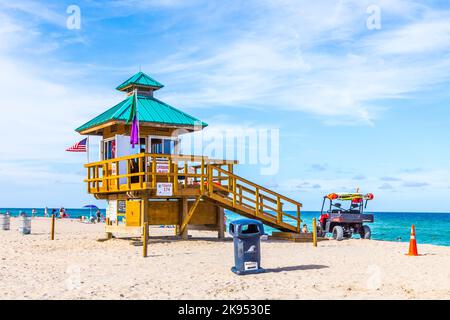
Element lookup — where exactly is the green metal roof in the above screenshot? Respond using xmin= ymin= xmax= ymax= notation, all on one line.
xmin=116 ymin=72 xmax=164 ymax=91
xmin=76 ymin=95 xmax=207 ymax=133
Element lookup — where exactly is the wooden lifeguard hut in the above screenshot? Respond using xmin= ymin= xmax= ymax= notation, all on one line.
xmin=76 ymin=71 xmax=303 ymax=246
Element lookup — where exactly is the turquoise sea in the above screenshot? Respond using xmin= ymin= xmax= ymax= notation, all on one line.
xmin=1 ymin=208 xmax=449 ymax=247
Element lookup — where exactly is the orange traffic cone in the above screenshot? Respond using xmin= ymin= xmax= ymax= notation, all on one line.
xmin=406 ymin=225 xmax=419 ymax=256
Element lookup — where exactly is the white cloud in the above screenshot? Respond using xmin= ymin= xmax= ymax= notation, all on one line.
xmin=147 ymin=1 xmax=450 ymax=125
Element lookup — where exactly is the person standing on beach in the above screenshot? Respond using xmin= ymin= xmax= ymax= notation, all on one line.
xmin=44 ymin=207 xmax=48 ymax=217
xmin=96 ymin=209 xmax=101 ymax=223
xmin=32 ymin=209 xmax=37 ymax=217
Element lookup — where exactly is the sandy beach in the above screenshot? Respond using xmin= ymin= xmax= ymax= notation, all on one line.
xmin=0 ymin=217 xmax=448 ymax=300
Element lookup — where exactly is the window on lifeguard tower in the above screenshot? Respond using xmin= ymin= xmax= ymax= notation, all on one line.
xmin=150 ymin=138 xmax=176 ymax=155
xmin=137 ymin=137 xmax=146 ymax=154
xmin=103 ymin=139 xmax=116 ymax=160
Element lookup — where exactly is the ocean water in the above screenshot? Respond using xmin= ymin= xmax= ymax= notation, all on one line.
xmin=1 ymin=208 xmax=449 ymax=247
xmin=226 ymin=210 xmax=450 ymax=247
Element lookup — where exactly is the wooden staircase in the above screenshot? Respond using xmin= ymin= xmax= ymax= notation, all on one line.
xmin=204 ymin=165 xmax=302 ymax=233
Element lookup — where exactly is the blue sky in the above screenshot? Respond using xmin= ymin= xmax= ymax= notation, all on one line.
xmin=0 ymin=0 xmax=449 ymax=211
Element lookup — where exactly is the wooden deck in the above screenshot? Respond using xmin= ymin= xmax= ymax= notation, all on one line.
xmin=85 ymin=153 xmax=303 ymax=234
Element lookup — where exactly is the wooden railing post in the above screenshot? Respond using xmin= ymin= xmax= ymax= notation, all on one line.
xmin=296 ymin=204 xmax=301 ymax=232
xmin=168 ymin=157 xmax=172 ymax=183
xmin=277 ymin=197 xmax=282 ymax=224
xmin=87 ymin=167 xmax=91 ymax=193
xmin=184 ymin=162 xmax=188 ymax=188
xmin=208 ymin=166 xmax=213 ymax=194
xmin=139 ymin=156 xmax=144 ymax=189
xmin=200 ymin=157 xmax=205 ymax=194
xmin=115 ymin=160 xmax=120 ymax=191
xmin=96 ymin=165 xmax=100 ymax=192
xmin=126 ymin=160 xmax=131 ymax=190
xmin=232 ymin=177 xmax=237 ymax=206
xmin=238 ymin=184 xmax=242 ymax=204
xmin=152 ymin=156 xmax=156 ymax=188
xmin=102 ymin=163 xmax=109 ymax=190
xmin=255 ymin=189 xmax=260 ymax=216
xmin=174 ymin=160 xmax=178 ymax=194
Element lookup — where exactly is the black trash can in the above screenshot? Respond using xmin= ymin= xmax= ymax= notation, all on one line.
xmin=229 ymin=219 xmax=265 ymax=275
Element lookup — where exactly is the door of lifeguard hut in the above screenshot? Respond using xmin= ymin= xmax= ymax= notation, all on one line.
xmin=100 ymin=135 xmax=146 ymax=187
xmin=101 ymin=134 xmax=179 ymax=187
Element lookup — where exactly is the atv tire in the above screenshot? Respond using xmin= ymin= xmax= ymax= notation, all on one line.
xmin=332 ymin=226 xmax=344 ymax=241
xmin=360 ymin=225 xmax=371 ymax=239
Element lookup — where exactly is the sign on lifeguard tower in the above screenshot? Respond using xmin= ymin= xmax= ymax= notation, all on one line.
xmin=157 ymin=183 xmax=173 ymax=196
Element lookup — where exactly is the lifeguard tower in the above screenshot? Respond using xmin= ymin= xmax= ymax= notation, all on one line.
xmin=76 ymin=72 xmax=303 ymax=245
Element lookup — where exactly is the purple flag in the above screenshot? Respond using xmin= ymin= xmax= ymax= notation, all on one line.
xmin=130 ymin=115 xmax=139 ymax=148
xmin=127 ymin=90 xmax=139 ymax=148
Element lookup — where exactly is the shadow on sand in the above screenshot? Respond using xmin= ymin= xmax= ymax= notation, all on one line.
xmin=263 ymin=264 xmax=329 ymax=273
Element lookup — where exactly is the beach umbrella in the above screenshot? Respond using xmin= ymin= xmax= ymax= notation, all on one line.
xmin=83 ymin=205 xmax=99 ymax=209
xmin=83 ymin=205 xmax=99 ymax=216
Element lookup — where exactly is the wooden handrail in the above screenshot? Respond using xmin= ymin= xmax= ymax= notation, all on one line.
xmin=207 ymin=166 xmax=302 ymax=229
xmin=210 ymin=166 xmax=303 ymax=207
xmin=84 ymin=153 xmax=238 ymax=168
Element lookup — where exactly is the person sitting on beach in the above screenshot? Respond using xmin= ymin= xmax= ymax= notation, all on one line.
xmin=301 ymin=224 xmax=308 ymax=233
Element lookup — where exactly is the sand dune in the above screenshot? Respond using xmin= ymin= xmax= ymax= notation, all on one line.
xmin=0 ymin=217 xmax=448 ymax=300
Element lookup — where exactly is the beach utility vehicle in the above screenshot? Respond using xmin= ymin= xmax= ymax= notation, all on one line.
xmin=317 ymin=193 xmax=374 ymax=241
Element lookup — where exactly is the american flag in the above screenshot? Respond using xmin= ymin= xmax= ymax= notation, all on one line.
xmin=66 ymin=138 xmax=88 ymax=152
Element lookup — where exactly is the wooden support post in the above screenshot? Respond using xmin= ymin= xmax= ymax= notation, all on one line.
xmin=312 ymin=218 xmax=317 ymax=247
xmin=50 ymin=214 xmax=55 ymax=240
xmin=141 ymin=196 xmax=149 ymax=256
xmin=105 ymin=217 xmax=112 ymax=239
xmin=179 ymin=196 xmax=202 ymax=236
xmin=180 ymin=198 xmax=189 ymax=240
xmin=296 ymin=204 xmax=301 ymax=233
xmin=143 ymin=222 xmax=149 ymax=258
xmin=217 ymin=206 xmax=225 ymax=239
